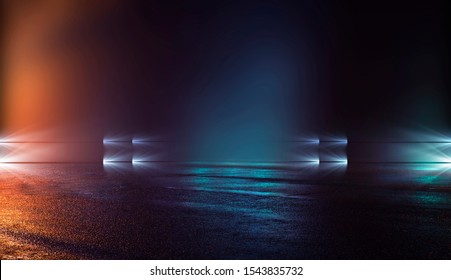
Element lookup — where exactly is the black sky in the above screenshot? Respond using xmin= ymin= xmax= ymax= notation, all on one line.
xmin=97 ymin=0 xmax=451 ymax=137
xmin=2 ymin=0 xmax=450 ymax=141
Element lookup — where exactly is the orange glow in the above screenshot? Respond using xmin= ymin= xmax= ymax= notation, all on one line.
xmin=0 ymin=165 xmax=85 ymax=259
xmin=4 ymin=0 xmax=120 ymax=133
xmin=2 ymin=1 xmax=120 ymax=162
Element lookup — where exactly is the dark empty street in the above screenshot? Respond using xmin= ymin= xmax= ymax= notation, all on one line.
xmin=1 ymin=162 xmax=451 ymax=259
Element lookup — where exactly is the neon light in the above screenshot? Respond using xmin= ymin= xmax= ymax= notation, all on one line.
xmin=320 ymin=139 xmax=347 ymax=144
xmin=103 ymin=139 xmax=129 ymax=144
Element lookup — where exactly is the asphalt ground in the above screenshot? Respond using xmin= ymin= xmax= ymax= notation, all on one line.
xmin=1 ymin=163 xmax=450 ymax=259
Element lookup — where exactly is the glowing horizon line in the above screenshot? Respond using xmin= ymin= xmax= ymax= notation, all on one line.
xmin=2 ymin=160 xmax=451 ymax=165
xmin=289 ymin=140 xmax=451 ymax=143
xmin=0 ymin=140 xmax=167 ymax=143
xmin=2 ymin=140 xmax=449 ymax=144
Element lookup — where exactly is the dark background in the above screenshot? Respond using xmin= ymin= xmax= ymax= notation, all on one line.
xmin=2 ymin=0 xmax=450 ymax=153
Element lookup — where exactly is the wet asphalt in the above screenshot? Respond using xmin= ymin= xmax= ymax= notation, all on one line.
xmin=1 ymin=162 xmax=451 ymax=259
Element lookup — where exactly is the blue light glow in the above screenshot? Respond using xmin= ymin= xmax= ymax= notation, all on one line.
xmin=103 ymin=139 xmax=129 ymax=144
xmin=103 ymin=156 xmax=129 ymax=164
xmin=319 ymin=159 xmax=347 ymax=164
xmin=132 ymin=139 xmax=143 ymax=144
xmin=320 ymin=138 xmax=348 ymax=144
xmin=132 ymin=158 xmax=151 ymax=165
xmin=103 ymin=135 xmax=132 ymax=145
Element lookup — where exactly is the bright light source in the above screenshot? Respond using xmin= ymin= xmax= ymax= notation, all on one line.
xmin=103 ymin=139 xmax=123 ymax=144
xmin=320 ymin=137 xmax=348 ymax=144
xmin=103 ymin=158 xmax=123 ymax=164
xmin=331 ymin=138 xmax=348 ymax=144
xmin=103 ymin=137 xmax=131 ymax=144
xmin=329 ymin=159 xmax=348 ymax=164
xmin=132 ymin=139 xmax=146 ymax=144
xmin=321 ymin=159 xmax=348 ymax=164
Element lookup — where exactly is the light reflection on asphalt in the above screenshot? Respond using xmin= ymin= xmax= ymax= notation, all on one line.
xmin=1 ymin=163 xmax=451 ymax=259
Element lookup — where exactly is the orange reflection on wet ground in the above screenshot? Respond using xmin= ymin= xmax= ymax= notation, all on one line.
xmin=0 ymin=165 xmax=75 ymax=259
xmin=0 ymin=164 xmax=110 ymax=259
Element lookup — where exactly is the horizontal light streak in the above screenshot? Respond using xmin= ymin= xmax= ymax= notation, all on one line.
xmin=290 ymin=140 xmax=451 ymax=144
xmin=2 ymin=133 xmax=451 ymax=165
xmin=2 ymin=140 xmax=99 ymax=143
xmin=321 ymin=160 xmax=348 ymax=164
xmin=1 ymin=139 xmax=450 ymax=144
xmin=103 ymin=140 xmax=166 ymax=144
xmin=289 ymin=140 xmax=346 ymax=143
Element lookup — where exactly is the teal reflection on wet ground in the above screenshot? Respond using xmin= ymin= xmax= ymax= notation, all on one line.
xmin=414 ymin=192 xmax=449 ymax=205
xmin=174 ymin=166 xmax=296 ymax=254
xmin=417 ymin=175 xmax=441 ymax=185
